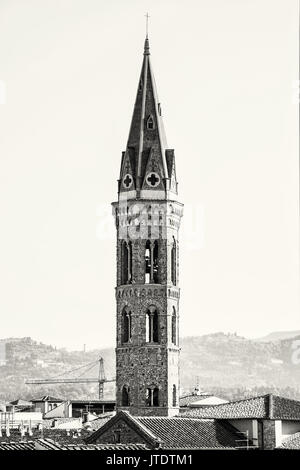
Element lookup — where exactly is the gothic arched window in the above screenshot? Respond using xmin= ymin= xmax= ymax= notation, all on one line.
xmin=153 ymin=241 xmax=159 ymax=284
xmin=146 ymin=307 xmax=159 ymax=343
xmin=171 ymin=237 xmax=177 ymax=285
xmin=122 ymin=307 xmax=132 ymax=343
xmin=146 ymin=387 xmax=159 ymax=407
xmin=122 ymin=386 xmax=130 ymax=407
xmin=172 ymin=307 xmax=177 ymax=345
xmin=121 ymin=241 xmax=132 ymax=285
xmin=145 ymin=240 xmax=151 ymax=284
xmin=172 ymin=384 xmax=177 ymax=407
xmin=145 ymin=240 xmax=159 ymax=284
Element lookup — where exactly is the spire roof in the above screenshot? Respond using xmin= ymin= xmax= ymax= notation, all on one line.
xmin=118 ymin=37 xmax=177 ymax=200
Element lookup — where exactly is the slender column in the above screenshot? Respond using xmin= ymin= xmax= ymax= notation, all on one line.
xmin=150 ymin=241 xmax=154 ymax=283
xmin=128 ymin=313 xmax=132 ymax=341
xmin=127 ymin=244 xmax=131 ymax=283
xmin=148 ymin=306 xmax=156 ymax=342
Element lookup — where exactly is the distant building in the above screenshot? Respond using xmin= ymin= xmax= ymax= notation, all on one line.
xmin=179 ymin=388 xmax=228 ymax=409
xmin=71 ymin=399 xmax=115 ymax=417
xmin=180 ymin=394 xmax=300 ymax=450
xmin=31 ymin=396 xmax=65 ymax=415
xmin=9 ymin=399 xmax=34 ymax=412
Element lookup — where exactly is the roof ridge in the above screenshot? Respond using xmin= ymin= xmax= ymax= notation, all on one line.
xmin=138 ymin=416 xmax=215 ymax=422
xmin=198 ymin=394 xmax=269 ymax=407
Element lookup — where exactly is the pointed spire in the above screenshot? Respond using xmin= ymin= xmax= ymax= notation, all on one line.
xmin=144 ymin=37 xmax=150 ymax=55
xmin=118 ymin=37 xmax=178 ymax=200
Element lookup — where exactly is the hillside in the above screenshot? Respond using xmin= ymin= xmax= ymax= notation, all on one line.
xmin=255 ymin=330 xmax=300 ymax=343
xmin=1 ymin=333 xmax=300 ymax=402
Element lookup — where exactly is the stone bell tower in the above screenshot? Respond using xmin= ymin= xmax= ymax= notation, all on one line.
xmin=112 ymin=36 xmax=183 ymax=417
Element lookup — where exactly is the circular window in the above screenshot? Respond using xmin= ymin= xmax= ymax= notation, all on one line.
xmin=146 ymin=172 xmax=160 ymax=188
xmin=122 ymin=174 xmax=133 ymax=189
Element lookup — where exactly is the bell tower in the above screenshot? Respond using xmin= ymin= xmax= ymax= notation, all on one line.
xmin=112 ymin=37 xmax=183 ymax=417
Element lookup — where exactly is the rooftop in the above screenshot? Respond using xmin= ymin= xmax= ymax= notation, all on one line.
xmin=31 ymin=396 xmax=63 ymax=403
xmin=180 ymin=394 xmax=300 ymax=420
xmin=280 ymin=432 xmax=300 ymax=449
xmin=179 ymin=393 xmax=213 ymax=408
xmin=86 ymin=411 xmax=244 ymax=449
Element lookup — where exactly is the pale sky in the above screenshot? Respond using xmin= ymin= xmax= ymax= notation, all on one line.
xmin=0 ymin=0 xmax=299 ymax=350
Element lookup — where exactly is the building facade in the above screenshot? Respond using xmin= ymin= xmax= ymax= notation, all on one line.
xmin=112 ymin=37 xmax=183 ymax=417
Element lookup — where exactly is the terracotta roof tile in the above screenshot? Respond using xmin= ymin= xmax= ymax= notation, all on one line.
xmin=0 ymin=441 xmax=35 ymax=450
xmin=179 ymin=393 xmax=212 ymax=408
xmin=86 ymin=411 xmax=244 ymax=449
xmin=63 ymin=443 xmax=149 ymax=450
xmin=87 ymin=416 xmax=113 ymax=431
xmin=180 ymin=394 xmax=300 ymax=420
xmin=280 ymin=432 xmax=300 ymax=449
xmin=136 ymin=417 xmax=241 ymax=449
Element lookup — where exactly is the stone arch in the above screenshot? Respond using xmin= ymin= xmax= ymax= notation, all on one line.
xmin=146 ymin=305 xmax=159 ymax=343
xmin=122 ymin=306 xmax=132 ymax=343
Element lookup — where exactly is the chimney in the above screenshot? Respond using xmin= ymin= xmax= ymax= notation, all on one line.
xmin=261 ymin=420 xmax=282 ymax=449
xmin=5 ymin=419 xmax=10 ymax=437
xmin=82 ymin=411 xmax=89 ymax=424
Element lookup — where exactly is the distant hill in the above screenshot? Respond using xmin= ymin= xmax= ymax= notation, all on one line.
xmin=1 ymin=333 xmax=300 ymax=402
xmin=254 ymin=331 xmax=300 ymax=343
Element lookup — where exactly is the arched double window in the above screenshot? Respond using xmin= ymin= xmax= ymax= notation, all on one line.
xmin=145 ymin=240 xmax=159 ymax=284
xmin=171 ymin=307 xmax=177 ymax=345
xmin=121 ymin=386 xmax=130 ymax=407
xmin=146 ymin=307 xmax=159 ymax=343
xmin=171 ymin=237 xmax=177 ymax=285
xmin=146 ymin=387 xmax=159 ymax=407
xmin=122 ymin=307 xmax=132 ymax=343
xmin=121 ymin=241 xmax=132 ymax=285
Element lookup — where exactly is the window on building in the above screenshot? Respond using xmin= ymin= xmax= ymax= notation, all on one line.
xmin=153 ymin=241 xmax=159 ymax=283
xmin=147 ymin=115 xmax=154 ymax=130
xmin=145 ymin=240 xmax=151 ymax=284
xmin=121 ymin=241 xmax=132 ymax=285
xmin=146 ymin=307 xmax=158 ymax=343
xmin=171 ymin=237 xmax=177 ymax=285
xmin=122 ymin=307 xmax=132 ymax=343
xmin=113 ymin=429 xmax=121 ymax=444
xmin=172 ymin=307 xmax=177 ymax=345
xmin=145 ymin=240 xmax=159 ymax=284
xmin=122 ymin=386 xmax=130 ymax=407
xmin=146 ymin=387 xmax=159 ymax=407
xmin=172 ymin=385 xmax=177 ymax=407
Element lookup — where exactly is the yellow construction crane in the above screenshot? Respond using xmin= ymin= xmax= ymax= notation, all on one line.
xmin=26 ymin=357 xmax=115 ymax=399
